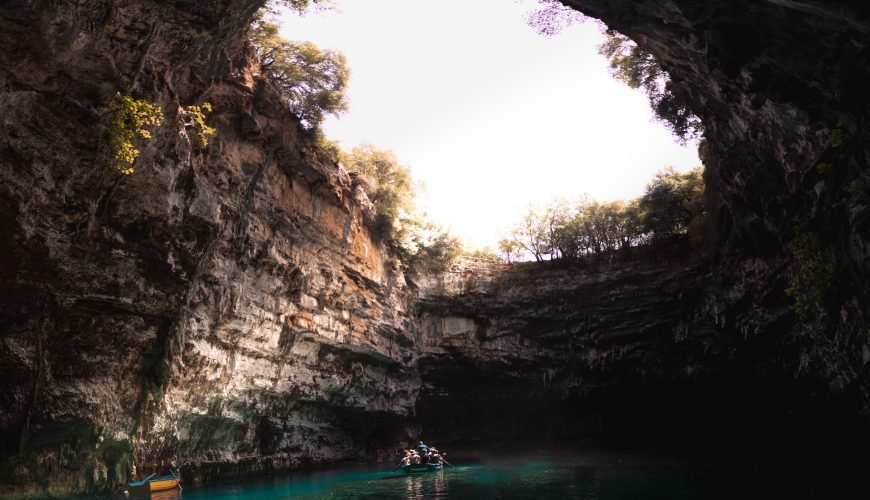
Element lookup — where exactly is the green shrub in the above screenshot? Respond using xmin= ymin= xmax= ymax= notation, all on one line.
xmin=105 ymin=93 xmax=163 ymax=175
xmin=639 ymin=167 xmax=705 ymax=241
xmin=183 ymin=103 xmax=216 ymax=148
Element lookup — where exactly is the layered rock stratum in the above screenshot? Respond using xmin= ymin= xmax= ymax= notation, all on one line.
xmin=0 ymin=1 xmax=419 ymax=494
xmin=0 ymin=0 xmax=867 ymax=496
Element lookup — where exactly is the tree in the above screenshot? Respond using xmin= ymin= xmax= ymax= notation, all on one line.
xmin=466 ymin=246 xmax=501 ymax=262
xmin=545 ymin=198 xmax=580 ymax=260
xmin=342 ymin=144 xmax=415 ymax=240
xmin=546 ymin=198 xmax=642 ymax=259
xmin=639 ymin=167 xmax=704 ymax=240
xmin=498 ymin=239 xmax=520 ymax=263
xmin=511 ymin=206 xmax=555 ymax=262
xmin=341 ymin=144 xmax=460 ymax=271
xmin=404 ymin=220 xmax=462 ymax=273
xmin=500 ymin=168 xmax=704 ymax=264
xmin=615 ymin=199 xmax=645 ymax=249
xmin=523 ymin=0 xmax=585 ymax=36
xmin=598 ymin=31 xmax=702 ymax=144
xmin=273 ymin=0 xmax=334 ymax=14
xmin=250 ymin=12 xmax=349 ymax=129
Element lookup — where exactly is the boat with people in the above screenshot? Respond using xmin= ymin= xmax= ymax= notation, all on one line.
xmin=402 ymin=461 xmax=444 ymax=473
xmin=393 ymin=440 xmax=453 ymax=474
xmin=126 ymin=471 xmax=182 ymax=495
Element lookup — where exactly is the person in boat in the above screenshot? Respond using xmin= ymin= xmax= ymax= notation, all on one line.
xmin=429 ymin=448 xmax=442 ymax=464
xmin=410 ymin=449 xmax=421 ymax=464
xmin=399 ymin=453 xmax=411 ymax=467
xmin=416 ymin=441 xmax=429 ymax=460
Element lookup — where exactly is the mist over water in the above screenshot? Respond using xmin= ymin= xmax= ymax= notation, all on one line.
xmin=148 ymin=451 xmax=870 ymax=500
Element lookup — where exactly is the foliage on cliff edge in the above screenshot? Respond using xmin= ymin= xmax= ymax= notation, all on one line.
xmin=250 ymin=9 xmax=349 ymax=130
xmin=502 ymin=167 xmax=705 ymax=262
xmin=342 ymin=144 xmax=461 ymax=273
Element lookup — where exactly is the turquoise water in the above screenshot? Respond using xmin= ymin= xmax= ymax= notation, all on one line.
xmin=160 ymin=454 xmax=870 ymax=499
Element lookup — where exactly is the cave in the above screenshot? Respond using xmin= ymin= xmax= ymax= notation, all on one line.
xmin=0 ymin=0 xmax=868 ymax=496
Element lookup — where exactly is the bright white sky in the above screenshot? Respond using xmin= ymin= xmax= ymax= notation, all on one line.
xmin=278 ymin=0 xmax=700 ymax=250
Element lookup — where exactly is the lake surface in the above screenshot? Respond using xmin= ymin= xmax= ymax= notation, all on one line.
xmin=142 ymin=452 xmax=870 ymax=500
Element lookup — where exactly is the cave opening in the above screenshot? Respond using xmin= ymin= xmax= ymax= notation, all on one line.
xmin=259 ymin=0 xmax=870 ymax=463
xmin=0 ymin=0 xmax=868 ymax=495
xmin=272 ymin=0 xmax=705 ymax=254
xmin=264 ymin=0 xmax=732 ymax=455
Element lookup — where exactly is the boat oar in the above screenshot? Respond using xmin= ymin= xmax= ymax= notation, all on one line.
xmin=392 ymin=461 xmax=405 ymax=471
xmin=441 ymin=458 xmax=455 ymax=469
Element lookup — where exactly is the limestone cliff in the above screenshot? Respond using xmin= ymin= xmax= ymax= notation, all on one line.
xmin=560 ymin=0 xmax=870 ymax=410
xmin=410 ymin=0 xmax=870 ymax=447
xmin=414 ymin=249 xmax=865 ymax=454
xmin=0 ymin=0 xmax=868 ymax=497
xmin=0 ymin=0 xmax=418 ymax=495
xmin=414 ymin=251 xmax=717 ymax=445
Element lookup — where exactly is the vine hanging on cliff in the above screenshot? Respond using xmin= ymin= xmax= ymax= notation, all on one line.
xmin=182 ymin=103 xmax=216 ymax=148
xmin=104 ymin=92 xmax=163 ymax=175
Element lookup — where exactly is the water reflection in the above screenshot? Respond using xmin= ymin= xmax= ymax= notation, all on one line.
xmin=402 ymin=470 xmax=448 ymax=499
xmin=173 ymin=456 xmax=870 ymax=500
xmin=148 ymin=489 xmax=183 ymax=500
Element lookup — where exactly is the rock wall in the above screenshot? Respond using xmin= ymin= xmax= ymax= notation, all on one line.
xmin=559 ymin=0 xmax=870 ymax=412
xmin=414 ymin=251 xmax=717 ymax=445
xmin=418 ymin=0 xmax=870 ymax=446
xmin=0 ymin=0 xmax=419 ymax=495
xmin=414 ymin=252 xmax=710 ymax=443
xmin=416 ymin=248 xmax=869 ymax=455
xmin=0 ymin=0 xmax=868 ymax=496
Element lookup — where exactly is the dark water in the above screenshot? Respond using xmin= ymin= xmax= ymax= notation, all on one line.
xmin=147 ymin=452 xmax=870 ymax=500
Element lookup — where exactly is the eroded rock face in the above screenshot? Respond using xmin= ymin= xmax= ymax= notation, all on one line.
xmin=0 ymin=0 xmax=868 ymax=496
xmin=414 ymin=252 xmax=716 ymax=444
xmin=408 ymin=0 xmax=870 ymax=452
xmin=415 ymin=248 xmax=870 ymax=456
xmin=559 ymin=0 xmax=870 ymax=408
xmin=0 ymin=0 xmax=419 ymax=495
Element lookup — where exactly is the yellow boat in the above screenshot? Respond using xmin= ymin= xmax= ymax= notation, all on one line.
xmin=127 ymin=471 xmax=181 ymax=495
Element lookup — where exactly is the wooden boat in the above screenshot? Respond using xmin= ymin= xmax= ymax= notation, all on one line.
xmin=127 ymin=471 xmax=181 ymax=495
xmin=402 ymin=461 xmax=443 ymax=473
